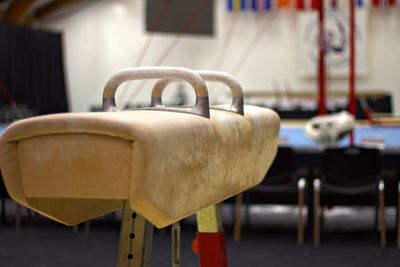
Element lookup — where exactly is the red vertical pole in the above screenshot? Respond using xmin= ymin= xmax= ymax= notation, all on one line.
xmin=349 ymin=0 xmax=356 ymax=145
xmin=318 ymin=0 xmax=326 ymax=115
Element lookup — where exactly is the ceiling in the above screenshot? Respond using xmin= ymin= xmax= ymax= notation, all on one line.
xmin=0 ymin=0 xmax=97 ymax=24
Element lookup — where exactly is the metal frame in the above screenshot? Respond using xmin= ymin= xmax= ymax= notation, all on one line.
xmin=102 ymin=67 xmax=210 ymax=118
xmin=116 ymin=199 xmax=223 ymax=267
xmin=378 ymin=180 xmax=386 ymax=247
xmin=151 ymin=70 xmax=244 ymax=116
xmin=297 ymin=178 xmax=306 ymax=245
xmin=117 ymin=200 xmax=153 ymax=267
xmin=313 ymin=179 xmax=321 ymax=247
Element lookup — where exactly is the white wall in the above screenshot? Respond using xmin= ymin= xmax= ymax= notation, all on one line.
xmin=40 ymin=0 xmax=400 ymax=113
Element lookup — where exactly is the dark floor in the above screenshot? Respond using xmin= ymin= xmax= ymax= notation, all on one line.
xmin=1 ymin=202 xmax=400 ymax=267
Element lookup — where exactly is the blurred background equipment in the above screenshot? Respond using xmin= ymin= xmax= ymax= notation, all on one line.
xmin=305 ymin=111 xmax=355 ymax=147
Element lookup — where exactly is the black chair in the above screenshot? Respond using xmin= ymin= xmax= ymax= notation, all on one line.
xmin=397 ymin=180 xmax=400 ymax=249
xmin=234 ymin=147 xmax=306 ymax=244
xmin=313 ymin=146 xmax=386 ymax=247
xmin=396 ymin=169 xmax=400 ymax=249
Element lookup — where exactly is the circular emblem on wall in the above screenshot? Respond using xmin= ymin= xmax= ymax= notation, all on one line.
xmin=303 ymin=11 xmax=363 ymax=69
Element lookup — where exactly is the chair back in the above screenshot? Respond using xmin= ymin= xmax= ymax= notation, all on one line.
xmin=262 ymin=146 xmax=296 ymax=186
xmin=0 ymin=177 xmax=7 ymax=197
xmin=321 ymin=146 xmax=382 ymax=188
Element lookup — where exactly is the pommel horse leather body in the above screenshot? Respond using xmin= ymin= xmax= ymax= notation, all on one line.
xmin=0 ymin=67 xmax=280 ymax=229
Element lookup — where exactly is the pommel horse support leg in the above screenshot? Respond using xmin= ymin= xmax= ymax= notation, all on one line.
xmin=192 ymin=205 xmax=227 ymax=267
xmin=0 ymin=67 xmax=280 ymax=266
xmin=118 ymin=200 xmax=153 ymax=267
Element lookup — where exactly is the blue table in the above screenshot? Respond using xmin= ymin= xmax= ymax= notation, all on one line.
xmin=280 ymin=125 xmax=400 ymax=150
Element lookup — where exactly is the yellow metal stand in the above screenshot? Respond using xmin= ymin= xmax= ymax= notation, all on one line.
xmin=118 ymin=200 xmax=153 ymax=267
xmin=233 ymin=193 xmax=243 ymax=242
xmin=196 ymin=205 xmax=223 ymax=233
xmin=116 ymin=202 xmax=223 ymax=267
xmin=194 ymin=204 xmax=228 ymax=267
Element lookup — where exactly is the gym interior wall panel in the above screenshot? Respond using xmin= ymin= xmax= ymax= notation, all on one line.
xmin=146 ymin=0 xmax=214 ymax=35
xmin=0 ymin=23 xmax=69 ymax=116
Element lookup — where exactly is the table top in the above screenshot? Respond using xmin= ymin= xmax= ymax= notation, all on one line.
xmin=280 ymin=124 xmax=400 ymax=150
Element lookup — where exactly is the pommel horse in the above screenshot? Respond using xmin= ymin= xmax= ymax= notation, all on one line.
xmin=0 ymin=67 xmax=280 ymax=267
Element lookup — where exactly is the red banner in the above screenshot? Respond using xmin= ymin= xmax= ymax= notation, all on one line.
xmin=372 ymin=0 xmax=396 ymax=7
xmin=296 ymin=0 xmax=319 ymax=10
xmin=277 ymin=0 xmax=292 ymax=8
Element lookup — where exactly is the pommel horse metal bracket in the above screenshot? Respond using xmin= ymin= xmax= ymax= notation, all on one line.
xmin=103 ymin=66 xmax=210 ymax=119
xmin=118 ymin=201 xmax=153 ymax=267
xmin=151 ymin=70 xmax=244 ymax=116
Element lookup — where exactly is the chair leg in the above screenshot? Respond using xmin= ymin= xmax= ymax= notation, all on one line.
xmin=1 ymin=196 xmax=5 ymax=224
xmin=171 ymin=222 xmax=181 ymax=267
xmin=378 ymin=180 xmax=386 ymax=247
xmin=374 ymin=202 xmax=379 ymax=231
xmin=313 ymin=179 xmax=321 ymax=247
xmin=233 ymin=193 xmax=243 ymax=242
xmin=244 ymin=205 xmax=250 ymax=226
xmin=27 ymin=209 xmax=32 ymax=221
xmin=15 ymin=204 xmax=21 ymax=232
xmin=297 ymin=178 xmax=306 ymax=245
xmin=84 ymin=221 xmax=91 ymax=235
xmin=397 ymin=182 xmax=400 ymax=249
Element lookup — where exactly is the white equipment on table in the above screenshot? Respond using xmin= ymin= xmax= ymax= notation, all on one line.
xmin=305 ymin=111 xmax=355 ymax=147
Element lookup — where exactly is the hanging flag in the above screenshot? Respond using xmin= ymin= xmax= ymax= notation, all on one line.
xmin=265 ymin=0 xmax=274 ymax=11
xmin=296 ymin=0 xmax=319 ymax=10
xmin=330 ymin=0 xmax=338 ymax=9
xmin=240 ymin=0 xmax=247 ymax=10
xmin=228 ymin=0 xmax=245 ymax=12
xmin=251 ymin=0 xmax=266 ymax=11
xmin=327 ymin=0 xmax=364 ymax=10
xmin=227 ymin=0 xmax=233 ymax=11
xmin=277 ymin=0 xmax=292 ymax=9
xmin=251 ymin=0 xmax=257 ymax=10
xmin=232 ymin=0 xmax=241 ymax=11
xmin=258 ymin=0 xmax=265 ymax=10
xmin=372 ymin=0 xmax=396 ymax=8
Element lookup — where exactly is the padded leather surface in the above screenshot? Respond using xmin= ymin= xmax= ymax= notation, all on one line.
xmin=0 ymin=105 xmax=280 ymax=228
